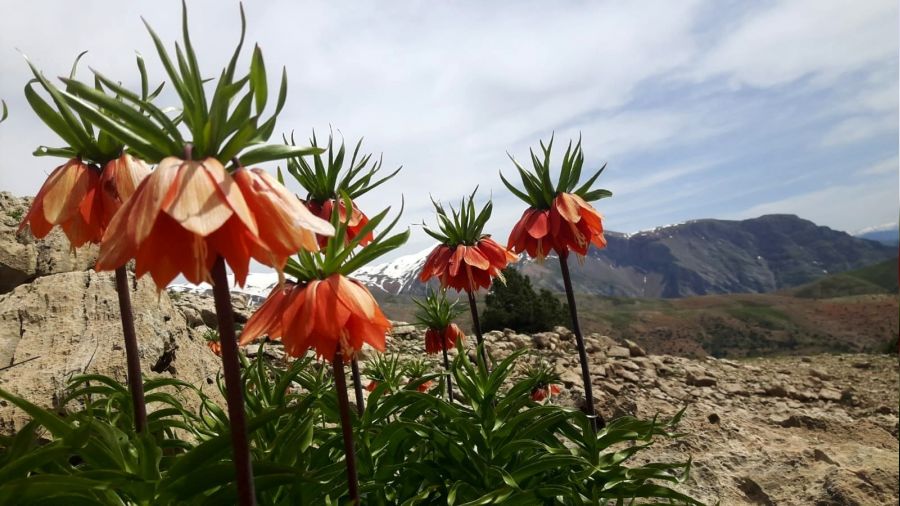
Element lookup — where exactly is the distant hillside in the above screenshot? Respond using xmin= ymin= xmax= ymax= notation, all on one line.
xmin=855 ymin=224 xmax=899 ymax=245
xmin=359 ymin=214 xmax=897 ymax=298
xmin=791 ymin=258 xmax=898 ymax=299
xmin=376 ymin=289 xmax=899 ymax=359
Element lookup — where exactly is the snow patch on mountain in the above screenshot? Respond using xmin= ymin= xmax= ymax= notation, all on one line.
xmin=168 ymin=272 xmax=280 ymax=304
xmin=353 ymin=246 xmax=435 ymax=294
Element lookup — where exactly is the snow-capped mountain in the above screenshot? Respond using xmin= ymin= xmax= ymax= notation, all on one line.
xmin=353 ymin=246 xmax=436 ymax=295
xmin=167 ymin=247 xmax=438 ymax=301
xmin=169 ymin=272 xmax=280 ymax=304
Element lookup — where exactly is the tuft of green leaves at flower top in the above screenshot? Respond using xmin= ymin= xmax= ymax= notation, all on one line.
xmin=284 ymin=130 xmax=401 ymax=204
xmin=58 ymin=2 xmax=314 ymax=166
xmin=500 ymin=134 xmax=611 ymax=210
xmin=0 ymin=100 xmax=8 ymax=124
xmin=24 ymin=52 xmax=161 ymax=164
xmin=284 ymin=130 xmax=401 ymax=247
xmin=413 ymin=288 xmax=464 ymax=331
xmin=419 ymin=189 xmax=517 ymax=292
xmin=422 ymin=188 xmax=493 ymax=247
xmin=503 ymin=135 xmax=612 ymax=259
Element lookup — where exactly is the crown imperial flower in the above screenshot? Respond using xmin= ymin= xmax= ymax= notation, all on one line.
xmin=502 ymin=136 xmax=611 ymax=260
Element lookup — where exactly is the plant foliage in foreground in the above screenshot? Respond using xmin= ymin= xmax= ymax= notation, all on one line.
xmin=0 ymin=347 xmax=701 ymax=505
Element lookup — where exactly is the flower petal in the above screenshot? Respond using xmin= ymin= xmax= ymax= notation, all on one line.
xmin=163 ymin=159 xmax=234 ymax=237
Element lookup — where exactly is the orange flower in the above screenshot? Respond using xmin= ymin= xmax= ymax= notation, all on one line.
xmin=97 ymin=154 xmax=151 ymax=231
xmin=233 ymin=167 xmax=333 ymax=271
xmin=424 ymin=323 xmax=464 ymax=354
xmin=366 ymin=380 xmax=379 ymax=392
xmin=507 ymin=208 xmax=552 ymax=260
xmin=548 ymin=192 xmax=606 ymax=257
xmin=19 ymin=159 xmax=103 ymax=248
xmin=509 ymin=193 xmax=606 ymax=260
xmin=207 ymin=340 xmax=222 ymax=356
xmin=306 ymin=198 xmax=373 ymax=247
xmin=416 ymin=380 xmax=434 ymax=393
xmin=240 ymin=274 xmax=391 ymax=359
xmin=96 ymin=157 xmax=328 ymax=291
xmin=531 ymin=384 xmax=561 ymax=402
xmin=419 ymin=237 xmax=516 ymax=292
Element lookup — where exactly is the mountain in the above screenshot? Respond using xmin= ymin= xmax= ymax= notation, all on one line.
xmin=854 ymin=223 xmax=900 ymax=245
xmin=357 ymin=215 xmax=898 ymax=298
xmin=169 ymin=272 xmax=280 ymax=305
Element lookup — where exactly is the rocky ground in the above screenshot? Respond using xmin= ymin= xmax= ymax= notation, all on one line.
xmin=383 ymin=325 xmax=899 ymax=506
xmin=1 ymin=192 xmax=898 ymax=505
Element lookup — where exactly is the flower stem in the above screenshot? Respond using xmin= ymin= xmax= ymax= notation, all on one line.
xmin=441 ymin=338 xmax=454 ymax=401
xmin=466 ymin=290 xmax=489 ymax=367
xmin=350 ymin=357 xmax=365 ymax=415
xmin=114 ymin=267 xmax=147 ymax=433
xmin=332 ymin=352 xmax=360 ymax=505
xmin=558 ymin=253 xmax=606 ymax=431
xmin=211 ymin=257 xmax=257 ymax=506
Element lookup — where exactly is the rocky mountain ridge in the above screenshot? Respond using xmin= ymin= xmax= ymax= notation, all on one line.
xmin=353 ymin=214 xmax=897 ymax=298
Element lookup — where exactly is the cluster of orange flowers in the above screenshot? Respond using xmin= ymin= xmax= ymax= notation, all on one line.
xmin=97 ymin=157 xmax=332 ymax=290
xmin=419 ymin=237 xmax=516 ymax=292
xmin=20 ymin=155 xmax=149 ymax=248
xmin=306 ymin=199 xmax=373 ymax=248
xmin=240 ymin=276 xmax=391 ymax=360
xmin=507 ymin=192 xmax=606 ymax=260
xmin=424 ymin=323 xmax=465 ymax=354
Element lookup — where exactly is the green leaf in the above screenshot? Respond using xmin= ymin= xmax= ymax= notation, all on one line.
xmin=250 ymin=45 xmax=268 ymax=114
xmin=237 ymin=144 xmax=324 ymax=167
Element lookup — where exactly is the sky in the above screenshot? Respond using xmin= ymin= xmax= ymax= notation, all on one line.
xmin=0 ymin=0 xmax=897 ymax=262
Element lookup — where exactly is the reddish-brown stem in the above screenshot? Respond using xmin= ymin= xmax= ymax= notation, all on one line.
xmin=114 ymin=267 xmax=147 ymax=433
xmin=441 ymin=337 xmax=454 ymax=401
xmin=558 ymin=252 xmax=606 ymax=431
xmin=332 ymin=352 xmax=360 ymax=505
xmin=211 ymin=257 xmax=257 ymax=506
xmin=350 ymin=357 xmax=365 ymax=415
xmin=466 ymin=290 xmax=489 ymax=367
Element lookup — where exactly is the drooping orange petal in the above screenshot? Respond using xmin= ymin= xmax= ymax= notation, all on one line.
xmin=99 ymin=155 xmax=150 ymax=230
xmin=206 ymin=215 xmax=256 ymax=287
xmin=163 ymin=159 xmax=234 ymax=237
xmin=448 ymin=246 xmax=466 ymax=277
xmin=463 ymin=244 xmax=490 ymax=270
xmin=419 ymin=245 xmax=450 ymax=282
xmin=127 ymin=158 xmax=181 ymax=245
xmin=553 ymin=193 xmax=582 ymax=224
xmin=240 ymin=284 xmax=292 ymax=345
xmin=526 ymin=209 xmax=549 ymax=239
xmin=333 ymin=276 xmax=378 ymax=320
xmin=135 ymin=213 xmax=208 ymax=290
xmin=42 ymin=160 xmax=91 ymax=223
xmin=233 ymin=168 xmax=331 ymax=266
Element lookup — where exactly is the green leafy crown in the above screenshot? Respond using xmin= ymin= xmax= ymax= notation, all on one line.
xmin=500 ymin=134 xmax=612 ymax=209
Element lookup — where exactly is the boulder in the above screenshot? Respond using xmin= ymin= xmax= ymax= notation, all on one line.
xmin=532 ymin=332 xmax=559 ymax=350
xmin=607 ymin=346 xmax=631 ymax=359
xmin=0 ymin=270 xmax=224 ymax=432
xmin=623 ymin=339 xmax=646 ymax=357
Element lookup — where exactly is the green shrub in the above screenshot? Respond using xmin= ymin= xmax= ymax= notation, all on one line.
xmin=481 ymin=268 xmax=569 ymax=333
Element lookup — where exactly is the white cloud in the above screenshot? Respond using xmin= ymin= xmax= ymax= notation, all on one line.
xmin=693 ymin=0 xmax=898 ymax=88
xmin=858 ymin=156 xmax=898 ymax=176
xmin=819 ymin=114 xmax=897 ymax=147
